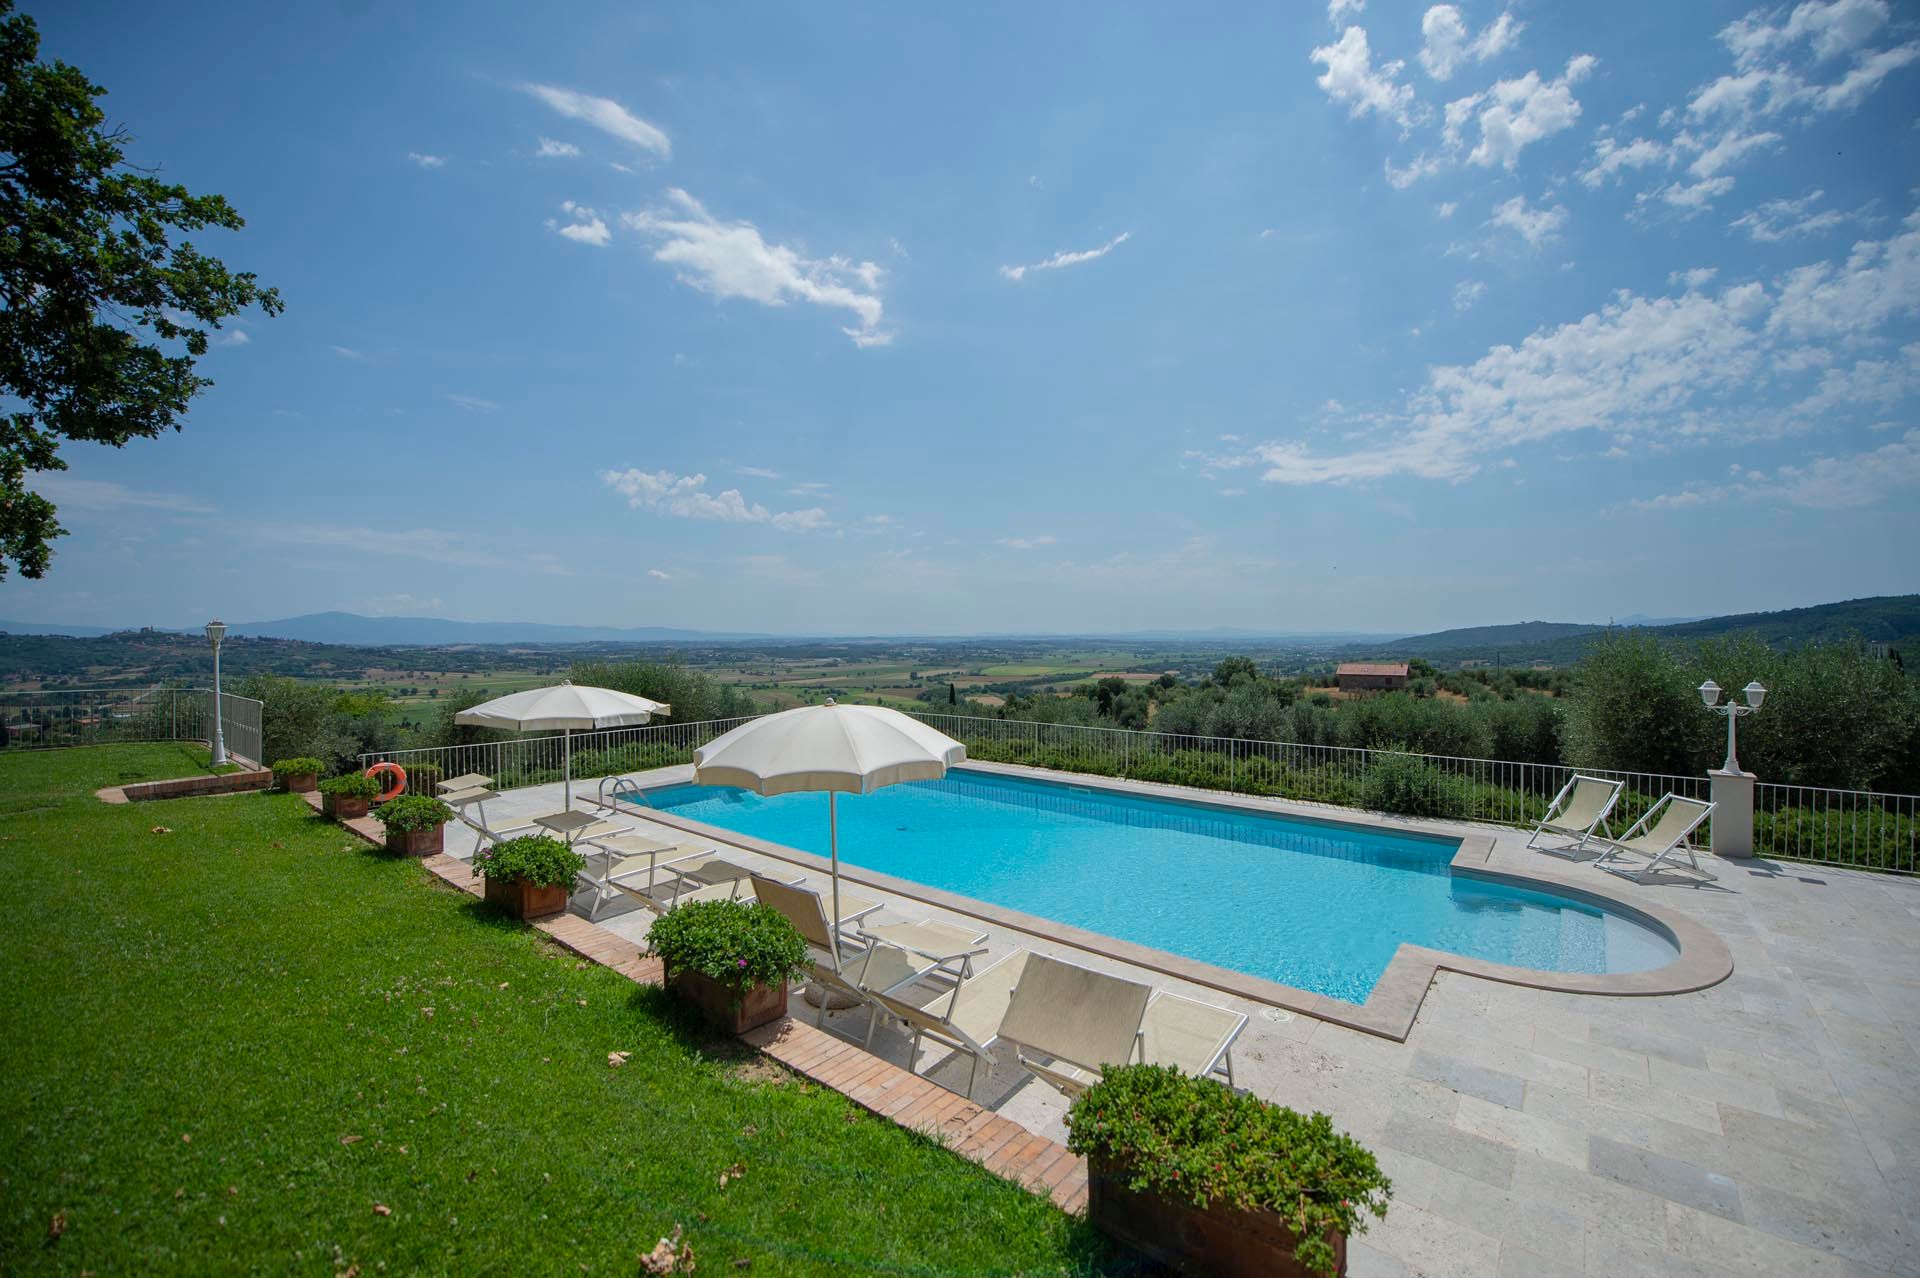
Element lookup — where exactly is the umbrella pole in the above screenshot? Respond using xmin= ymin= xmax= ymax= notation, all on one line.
xmin=829 ymin=790 xmax=841 ymax=940
xmin=564 ymin=728 xmax=572 ymax=811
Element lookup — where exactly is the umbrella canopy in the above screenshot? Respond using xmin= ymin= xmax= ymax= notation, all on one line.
xmin=693 ymin=701 xmax=964 ymax=932
xmin=456 ymin=681 xmax=670 ymax=808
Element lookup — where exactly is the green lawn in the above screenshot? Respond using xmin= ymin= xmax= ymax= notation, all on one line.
xmin=0 ymin=747 xmax=1120 ymax=1275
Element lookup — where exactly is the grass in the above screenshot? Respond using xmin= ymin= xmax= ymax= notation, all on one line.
xmin=0 ymin=746 xmax=1123 ymax=1275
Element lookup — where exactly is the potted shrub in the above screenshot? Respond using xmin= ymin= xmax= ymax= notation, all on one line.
xmin=271 ymin=757 xmax=325 ymax=794
xmin=1065 ymin=1063 xmax=1391 ymax=1278
xmin=473 ymin=835 xmax=584 ymax=920
xmin=646 ymin=898 xmax=812 ymax=1035
xmin=375 ymin=794 xmax=455 ymax=857
xmin=317 ymin=771 xmax=381 ymax=820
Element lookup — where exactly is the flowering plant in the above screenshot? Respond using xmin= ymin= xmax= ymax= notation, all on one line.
xmin=645 ymin=898 xmax=811 ymax=1002
xmin=471 ymin=835 xmax=584 ymax=889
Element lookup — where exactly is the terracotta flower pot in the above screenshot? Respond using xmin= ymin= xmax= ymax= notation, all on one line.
xmin=484 ymin=874 xmax=568 ymax=920
xmin=385 ymin=824 xmax=444 ymax=857
xmin=666 ymin=964 xmax=789 ymax=1035
xmin=325 ymin=793 xmax=371 ymax=820
xmin=281 ymin=772 xmax=318 ymax=794
xmin=1087 ymin=1150 xmax=1346 ymax=1278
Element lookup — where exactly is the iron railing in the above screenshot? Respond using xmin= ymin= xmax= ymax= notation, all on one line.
xmin=360 ymin=707 xmax=1917 ymax=875
xmin=0 ymin=686 xmax=263 ymax=765
xmin=358 ymin=717 xmax=757 ymax=793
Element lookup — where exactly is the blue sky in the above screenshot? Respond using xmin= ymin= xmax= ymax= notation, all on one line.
xmin=4 ymin=0 xmax=1917 ymax=636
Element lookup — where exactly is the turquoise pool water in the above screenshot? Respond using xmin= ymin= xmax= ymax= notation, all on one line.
xmin=636 ymin=769 xmax=1678 ymax=1005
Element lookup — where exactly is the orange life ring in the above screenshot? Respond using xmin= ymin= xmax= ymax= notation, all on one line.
xmin=365 ymin=762 xmax=408 ymax=802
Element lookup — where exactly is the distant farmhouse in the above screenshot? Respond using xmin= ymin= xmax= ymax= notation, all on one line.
xmin=1336 ymin=661 xmax=1410 ymax=692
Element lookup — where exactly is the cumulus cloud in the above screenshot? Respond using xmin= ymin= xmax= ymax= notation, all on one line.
xmin=547 ymin=200 xmax=611 ymax=247
xmin=602 ymin=468 xmax=831 ymax=531
xmin=1490 ymin=194 xmax=1567 ymax=246
xmin=996 ymin=534 xmax=1057 ymax=550
xmin=445 ymin=393 xmax=498 ymax=412
xmin=1722 ymin=0 xmax=1891 ymax=66
xmin=1184 ymin=210 xmax=1920 ymax=491
xmin=535 ymin=137 xmax=582 ymax=159
xmin=620 ymin=189 xmax=889 ymax=346
xmin=1327 ymin=0 xmax=1365 ymax=21
xmin=1452 ymin=279 xmax=1486 ymax=311
xmin=999 ymin=232 xmax=1131 ymax=282
xmin=1690 ymin=1 xmax=1915 ymax=122
xmin=1577 ymin=135 xmax=1671 ymax=187
xmin=1730 ymin=188 xmax=1865 ymax=241
xmin=407 ymin=152 xmax=446 ymax=169
xmin=1419 ymin=6 xmax=1523 ymax=81
xmin=1448 ymin=55 xmax=1597 ymax=169
xmin=1385 ymin=153 xmax=1443 ymax=188
xmin=1635 ymin=429 xmax=1920 ymax=510
xmin=521 ymin=84 xmax=671 ymax=158
xmin=1311 ymin=26 xmax=1417 ymax=127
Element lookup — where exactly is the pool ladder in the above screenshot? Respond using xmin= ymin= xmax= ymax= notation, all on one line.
xmin=598 ymin=775 xmax=650 ymax=810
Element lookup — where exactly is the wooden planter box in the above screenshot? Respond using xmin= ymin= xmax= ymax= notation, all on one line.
xmin=665 ymin=964 xmax=789 ymax=1035
xmin=279 ymin=772 xmax=318 ymax=794
xmin=385 ymin=824 xmax=445 ymax=857
xmin=484 ymin=874 xmax=568 ymax=920
xmin=1087 ymin=1151 xmax=1346 ymax=1278
xmin=323 ymin=793 xmax=371 ymax=820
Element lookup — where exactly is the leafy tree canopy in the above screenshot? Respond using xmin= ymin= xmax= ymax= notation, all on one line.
xmin=0 ymin=0 xmax=281 ymax=579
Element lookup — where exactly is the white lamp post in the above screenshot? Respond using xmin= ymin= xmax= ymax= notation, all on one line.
xmin=1697 ymin=679 xmax=1766 ymax=774
xmin=206 ymin=619 xmax=228 ymax=766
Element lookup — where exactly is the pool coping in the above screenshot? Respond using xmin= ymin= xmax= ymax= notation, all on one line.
xmin=604 ymin=760 xmax=1734 ymax=1042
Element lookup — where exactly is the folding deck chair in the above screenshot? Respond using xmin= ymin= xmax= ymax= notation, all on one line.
xmin=1594 ymin=794 xmax=1718 ymax=883
xmin=1527 ymin=774 xmax=1625 ymax=858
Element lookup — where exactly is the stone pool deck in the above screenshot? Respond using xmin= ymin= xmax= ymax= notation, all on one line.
xmin=436 ymin=767 xmax=1919 ymax=1277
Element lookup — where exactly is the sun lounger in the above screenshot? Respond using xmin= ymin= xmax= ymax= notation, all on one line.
xmin=436 ymin=772 xmax=492 ymax=794
xmin=1595 ymin=794 xmax=1718 ymax=883
xmin=440 ymin=787 xmax=539 ymax=846
xmin=614 ymin=862 xmax=811 ymax=916
xmin=857 ymin=947 xmax=1030 ymax=1097
xmin=750 ymin=875 xmax=929 ymax=1034
xmin=1527 ymin=774 xmax=1624 ymax=857
xmin=997 ymin=952 xmax=1248 ymax=1100
xmin=573 ymin=831 xmax=717 ymax=920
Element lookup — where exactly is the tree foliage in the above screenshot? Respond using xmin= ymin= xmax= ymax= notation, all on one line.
xmin=0 ymin=0 xmax=281 ymax=578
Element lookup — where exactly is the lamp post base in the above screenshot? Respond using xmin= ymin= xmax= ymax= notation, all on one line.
xmin=1708 ymin=769 xmax=1755 ymax=859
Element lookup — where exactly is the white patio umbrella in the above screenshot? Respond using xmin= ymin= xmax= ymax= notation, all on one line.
xmin=693 ymin=701 xmax=965 ymax=932
xmin=455 ymin=681 xmax=670 ymax=810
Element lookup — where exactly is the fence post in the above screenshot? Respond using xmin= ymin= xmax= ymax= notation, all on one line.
xmin=1709 ymin=767 xmax=1756 ymax=858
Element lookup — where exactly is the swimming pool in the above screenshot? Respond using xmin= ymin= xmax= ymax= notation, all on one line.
xmin=636 ymin=769 xmax=1679 ymax=1005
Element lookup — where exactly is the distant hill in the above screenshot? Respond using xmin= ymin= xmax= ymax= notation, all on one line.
xmin=1379 ymin=621 xmax=1601 ymax=654
xmin=227 ymin=612 xmax=774 ymax=646
xmin=1377 ymin=595 xmax=1920 ymax=668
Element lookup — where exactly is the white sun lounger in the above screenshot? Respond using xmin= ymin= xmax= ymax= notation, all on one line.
xmin=1595 ymin=794 xmax=1719 ymax=883
xmin=996 ymin=952 xmax=1248 ymax=1100
xmin=750 ymin=875 xmax=931 ymax=1036
xmin=440 ymin=786 xmax=539 ymax=847
xmin=858 ymin=947 xmax=1030 ymax=1097
xmin=1528 ymin=774 xmax=1624 ymax=857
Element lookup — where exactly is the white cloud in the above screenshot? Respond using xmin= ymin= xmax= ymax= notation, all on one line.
xmin=1419 ymin=6 xmax=1523 ymax=81
xmin=1685 ymin=128 xmax=1782 ymax=178
xmin=1722 ymin=0 xmax=1891 ymax=66
xmin=1636 ymin=429 xmax=1920 ymax=511
xmin=1311 ymin=26 xmax=1417 ymax=127
xmin=547 ymin=201 xmax=611 ymax=247
xmin=1645 ymin=175 xmax=1736 ymax=214
xmin=1385 ymin=152 xmax=1443 ymax=188
xmin=213 ymin=329 xmax=250 ymax=347
xmin=1451 ymin=55 xmax=1597 ymax=169
xmin=1490 ymin=194 xmax=1567 ymax=246
xmin=521 ymin=84 xmax=670 ymax=158
xmin=1576 ymin=135 xmax=1670 ymax=187
xmin=407 ymin=152 xmax=446 ymax=169
xmin=736 ymin=466 xmax=781 ymax=480
xmin=30 ymin=476 xmax=214 ymax=514
xmin=1327 ymin=0 xmax=1365 ymax=22
xmin=999 ymin=232 xmax=1131 ymax=282
xmin=1436 ymin=201 xmax=1458 ymax=218
xmin=328 ymin=345 xmax=366 ymax=361
xmin=535 ymin=137 xmax=582 ymax=159
xmin=996 ymin=534 xmax=1057 ymax=550
xmin=602 ymin=468 xmax=831 ymax=532
xmin=646 ymin=568 xmax=672 ymax=581
xmin=1668 ymin=266 xmax=1719 ymax=290
xmin=620 ymin=189 xmax=888 ymax=346
xmin=1452 ymin=279 xmax=1486 ymax=311
xmin=1730 ymin=188 xmax=1864 ymax=241
xmin=445 ymin=394 xmax=498 ymax=412
xmin=1186 ymin=211 xmax=1920 ymax=490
